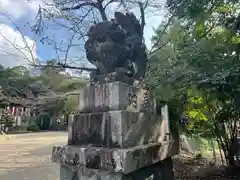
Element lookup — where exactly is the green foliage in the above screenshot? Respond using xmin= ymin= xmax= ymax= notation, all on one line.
xmin=0 ymin=65 xmax=47 ymax=106
xmin=148 ymin=0 xmax=240 ymax=166
xmin=146 ymin=19 xmax=190 ymax=134
xmin=195 ymin=152 xmax=203 ymax=159
xmin=53 ymin=78 xmax=86 ymax=92
xmin=33 ymin=60 xmax=87 ymax=115
xmin=0 ymin=60 xmax=87 ymax=117
xmin=27 ymin=123 xmax=40 ymax=132
xmin=63 ymin=95 xmax=79 ymax=114
xmin=183 ymin=89 xmax=211 ymax=136
xmin=0 ymin=113 xmax=14 ymax=128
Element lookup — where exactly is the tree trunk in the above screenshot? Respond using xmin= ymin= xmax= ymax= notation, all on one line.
xmin=98 ymin=4 xmax=107 ymax=21
xmin=211 ymin=138 xmax=217 ymax=164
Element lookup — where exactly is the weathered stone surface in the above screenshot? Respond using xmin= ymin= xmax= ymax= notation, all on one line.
xmin=68 ymin=111 xmax=163 ymax=148
xmin=60 ymin=165 xmax=78 ymax=180
xmin=90 ymin=72 xmax=135 ymax=85
xmin=68 ymin=114 xmax=75 ymax=145
xmin=59 ymin=158 xmax=174 ymax=180
xmin=52 ymin=140 xmax=179 ymax=174
xmin=79 ymin=82 xmax=156 ymax=114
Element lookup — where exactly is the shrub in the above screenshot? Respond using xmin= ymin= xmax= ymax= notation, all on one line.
xmin=0 ymin=114 xmax=14 ymax=128
xmin=27 ymin=123 xmax=40 ymax=132
xmin=195 ymin=152 xmax=203 ymax=159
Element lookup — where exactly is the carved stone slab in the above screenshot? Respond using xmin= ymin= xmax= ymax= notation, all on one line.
xmin=52 ymin=140 xmax=179 ymax=174
xmin=68 ymin=111 xmax=163 ymax=148
xmin=78 ymin=82 xmax=156 ymax=113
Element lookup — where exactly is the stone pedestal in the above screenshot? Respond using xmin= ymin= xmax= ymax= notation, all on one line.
xmin=59 ymin=158 xmax=174 ymax=180
xmin=52 ymin=81 xmax=179 ymax=180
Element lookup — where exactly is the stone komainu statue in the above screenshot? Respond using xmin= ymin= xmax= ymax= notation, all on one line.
xmin=84 ymin=12 xmax=147 ymax=81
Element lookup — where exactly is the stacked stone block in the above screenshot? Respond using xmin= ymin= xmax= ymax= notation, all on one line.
xmin=52 ymin=81 xmax=179 ymax=180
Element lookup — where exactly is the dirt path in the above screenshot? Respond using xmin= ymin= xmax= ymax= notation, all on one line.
xmin=0 ymin=132 xmax=67 ymax=180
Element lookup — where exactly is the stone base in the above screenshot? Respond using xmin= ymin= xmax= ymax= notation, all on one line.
xmin=52 ymin=140 xmax=179 ymax=174
xmin=59 ymin=158 xmax=174 ymax=180
xmin=68 ymin=111 xmax=163 ymax=148
xmin=78 ymin=81 xmax=156 ymax=114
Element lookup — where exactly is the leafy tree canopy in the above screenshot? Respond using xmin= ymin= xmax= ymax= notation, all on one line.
xmin=0 ymin=61 xmax=87 ymax=115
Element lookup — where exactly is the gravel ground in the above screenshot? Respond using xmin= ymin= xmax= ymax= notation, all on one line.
xmin=0 ymin=132 xmax=67 ymax=180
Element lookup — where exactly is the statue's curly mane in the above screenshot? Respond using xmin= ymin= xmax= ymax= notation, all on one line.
xmin=85 ymin=12 xmax=147 ymax=80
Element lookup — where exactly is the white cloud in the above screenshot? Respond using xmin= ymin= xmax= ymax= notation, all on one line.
xmin=0 ymin=0 xmax=45 ymax=68
xmin=0 ymin=0 xmax=45 ymax=19
xmin=0 ymin=24 xmax=37 ymax=68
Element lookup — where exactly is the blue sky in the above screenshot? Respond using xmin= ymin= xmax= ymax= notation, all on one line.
xmin=0 ymin=0 xmax=166 ymax=70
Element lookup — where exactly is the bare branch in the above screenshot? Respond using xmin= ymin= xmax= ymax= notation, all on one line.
xmin=148 ymin=39 xmax=172 ymax=60
xmin=63 ymin=33 xmax=76 ymax=65
xmin=0 ymin=49 xmax=23 ymax=58
xmin=33 ymin=0 xmax=169 ymax=68
xmin=138 ymin=1 xmax=146 ymax=38
xmin=32 ymin=64 xmax=95 ymax=72
xmin=32 ymin=5 xmax=44 ymax=35
xmin=149 ymin=15 xmax=174 ymax=54
xmin=61 ymin=0 xmax=108 ymax=21
xmin=61 ymin=2 xmax=98 ymax=11
xmin=0 ymin=13 xmax=36 ymax=64
xmin=97 ymin=1 xmax=108 ymax=21
xmin=0 ymin=31 xmax=30 ymax=62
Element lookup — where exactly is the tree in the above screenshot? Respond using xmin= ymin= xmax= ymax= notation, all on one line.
xmin=31 ymin=60 xmax=87 ymax=115
xmin=0 ymin=62 xmax=86 ymax=115
xmin=148 ymin=1 xmax=240 ymax=166
xmin=30 ymin=0 xmax=167 ymax=70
